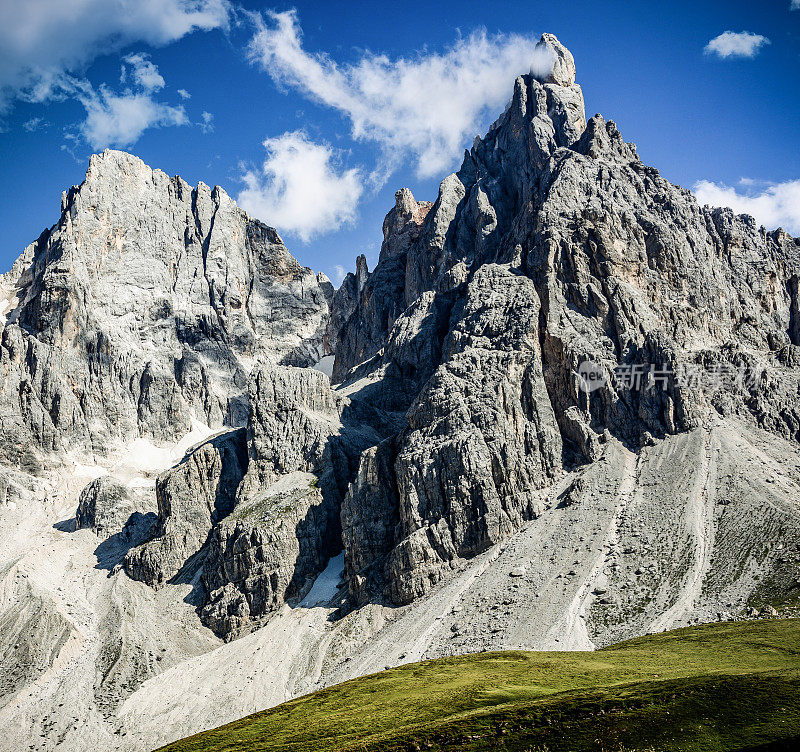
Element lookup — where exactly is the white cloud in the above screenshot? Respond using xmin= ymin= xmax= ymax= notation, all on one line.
xmin=177 ymin=88 xmax=191 ymax=99
xmin=693 ymin=178 xmax=800 ymax=234
xmin=78 ymin=87 xmax=188 ymax=149
xmin=22 ymin=116 xmax=45 ymax=132
xmin=121 ymin=53 xmax=165 ymax=92
xmin=704 ymin=31 xmax=770 ymax=59
xmin=200 ymin=110 xmax=214 ymax=133
xmin=246 ymin=10 xmax=537 ymax=179
xmin=0 ymin=0 xmax=230 ymax=111
xmin=45 ymin=56 xmax=189 ymax=149
xmin=793 ymin=1 xmax=800 ymax=9
xmin=238 ymin=130 xmax=363 ymax=243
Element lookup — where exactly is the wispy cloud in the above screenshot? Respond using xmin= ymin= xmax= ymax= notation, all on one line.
xmin=177 ymin=88 xmax=192 ymax=100
xmin=704 ymin=31 xmax=770 ymax=59
xmin=333 ymin=264 xmax=346 ymax=284
xmin=0 ymin=0 xmax=230 ymax=113
xmin=693 ymin=178 xmax=800 ymax=234
xmin=792 ymin=1 xmax=800 ymax=10
xmin=78 ymin=87 xmax=188 ymax=149
xmin=246 ymin=9 xmax=537 ymax=180
xmin=22 ymin=116 xmax=46 ymax=132
xmin=199 ymin=111 xmax=214 ymax=133
xmin=121 ymin=53 xmax=165 ymax=92
xmin=238 ymin=130 xmax=363 ymax=243
xmin=42 ymin=56 xmax=189 ymax=149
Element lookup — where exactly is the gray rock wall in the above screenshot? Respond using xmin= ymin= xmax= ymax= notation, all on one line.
xmin=334 ymin=34 xmax=800 ymax=606
xmin=0 ymin=150 xmax=334 ymax=463
xmin=123 ymin=428 xmax=247 ymax=586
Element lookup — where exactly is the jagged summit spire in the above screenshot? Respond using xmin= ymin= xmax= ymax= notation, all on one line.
xmin=531 ymin=33 xmax=576 ymax=87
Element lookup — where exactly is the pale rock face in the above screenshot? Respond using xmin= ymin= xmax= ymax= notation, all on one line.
xmin=123 ymin=428 xmax=248 ymax=586
xmin=200 ymin=473 xmax=336 ymax=638
xmin=0 ymin=150 xmax=333 ymax=464
xmin=193 ymin=361 xmax=385 ymax=637
xmin=332 ymin=189 xmax=434 ymax=382
xmin=535 ymin=33 xmax=576 ymax=87
xmin=342 ymin=265 xmax=563 ymax=603
xmin=385 ymin=265 xmax=563 ymax=603
xmin=76 ymin=477 xmax=139 ymax=538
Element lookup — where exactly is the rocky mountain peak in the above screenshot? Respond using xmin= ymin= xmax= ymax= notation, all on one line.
xmin=329 ymin=53 xmax=800 ymax=613
xmin=76 ymin=148 xmax=236 ymax=222
xmin=0 ymin=150 xmax=334 ymax=465
xmin=85 ymin=148 xmax=154 ymax=182
xmin=380 ymin=188 xmax=434 ymax=261
xmin=532 ymin=32 xmax=576 ymax=87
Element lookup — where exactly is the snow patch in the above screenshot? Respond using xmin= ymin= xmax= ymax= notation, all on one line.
xmin=299 ymin=552 xmax=344 ymax=608
xmin=70 ymin=462 xmax=109 ymax=480
xmin=124 ymin=419 xmax=217 ymax=476
xmin=0 ymin=297 xmax=10 ymax=326
xmin=126 ymin=477 xmax=156 ymax=490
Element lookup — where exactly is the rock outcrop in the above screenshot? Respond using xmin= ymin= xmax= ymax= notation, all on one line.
xmin=124 ymin=428 xmax=248 ymax=586
xmin=332 ymin=191 xmax=433 ymax=383
xmin=76 ymin=477 xmax=138 ymax=537
xmin=200 ymin=473 xmax=336 ymax=637
xmin=198 ymin=362 xmax=387 ymax=637
xmin=333 ymin=33 xmax=800 ymax=606
xmin=324 ymin=254 xmax=369 ymax=355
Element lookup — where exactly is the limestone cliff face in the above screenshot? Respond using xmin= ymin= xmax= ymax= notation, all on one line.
xmin=196 ymin=362 xmax=385 ymax=637
xmin=123 ymin=428 xmax=248 ymax=586
xmin=0 ymin=150 xmax=333 ymax=467
xmin=333 ymin=33 xmax=800 ymax=605
xmin=108 ymin=33 xmax=800 ymax=625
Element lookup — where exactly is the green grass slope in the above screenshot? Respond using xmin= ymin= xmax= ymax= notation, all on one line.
xmin=157 ymin=620 xmax=800 ymax=752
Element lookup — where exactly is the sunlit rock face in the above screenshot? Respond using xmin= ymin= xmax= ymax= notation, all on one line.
xmin=332 ymin=32 xmax=800 ymax=606
xmin=0 ymin=148 xmax=333 ymax=464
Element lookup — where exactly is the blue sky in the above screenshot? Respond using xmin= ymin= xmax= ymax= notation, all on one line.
xmin=1 ymin=0 xmax=799 ymax=282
